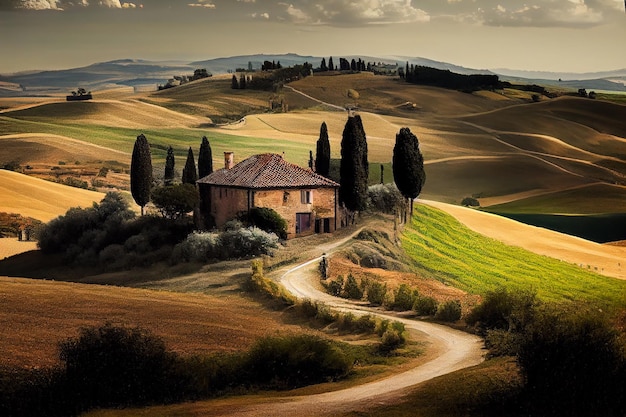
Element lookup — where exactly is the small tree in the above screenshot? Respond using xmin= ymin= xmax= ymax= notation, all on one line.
xmin=130 ymin=134 xmax=152 ymax=215
xmin=315 ymin=121 xmax=331 ymax=177
xmin=198 ymin=136 xmax=213 ymax=179
xmin=164 ymin=146 xmax=175 ymax=185
xmin=342 ymin=274 xmax=363 ymax=300
xmin=151 ymin=184 xmax=199 ymax=219
xmin=231 ymin=74 xmax=239 ymax=89
xmin=392 ymin=127 xmax=425 ymax=222
xmin=181 ymin=147 xmax=197 ymax=185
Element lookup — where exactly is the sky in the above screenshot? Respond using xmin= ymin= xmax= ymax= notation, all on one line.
xmin=0 ymin=0 xmax=625 ymax=74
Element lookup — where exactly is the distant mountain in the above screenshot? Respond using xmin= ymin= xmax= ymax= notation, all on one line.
xmin=1 ymin=53 xmax=624 ymax=97
xmin=493 ymin=68 xmax=626 ymax=81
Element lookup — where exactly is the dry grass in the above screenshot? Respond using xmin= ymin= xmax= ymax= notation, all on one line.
xmin=0 ymin=238 xmax=37 ymax=260
xmin=0 ymin=169 xmax=104 ymax=222
xmin=0 ymin=276 xmax=307 ymax=369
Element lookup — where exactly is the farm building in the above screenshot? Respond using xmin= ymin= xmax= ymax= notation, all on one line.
xmin=197 ymin=152 xmax=340 ymax=239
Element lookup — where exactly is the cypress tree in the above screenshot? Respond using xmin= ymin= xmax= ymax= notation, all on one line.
xmin=130 ymin=133 xmax=152 ymax=215
xmin=315 ymin=121 xmax=331 ymax=177
xmin=392 ymin=127 xmax=426 ymax=221
xmin=239 ymin=73 xmax=246 ymax=89
xmin=198 ymin=136 xmax=213 ymax=179
xmin=320 ymin=57 xmax=327 ymax=71
xmin=164 ymin=146 xmax=175 ymax=185
xmin=339 ymin=115 xmax=369 ymax=213
xmin=182 ymin=147 xmax=197 ymax=185
xmin=231 ymin=74 xmax=239 ymax=89
xmin=328 ymin=56 xmax=334 ymax=71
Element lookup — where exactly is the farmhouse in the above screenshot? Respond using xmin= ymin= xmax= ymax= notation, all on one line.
xmin=197 ymin=152 xmax=340 ymax=239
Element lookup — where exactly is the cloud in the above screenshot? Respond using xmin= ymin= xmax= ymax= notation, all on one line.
xmin=272 ymin=0 xmax=430 ymax=25
xmin=474 ymin=0 xmax=620 ymax=27
xmin=188 ymin=1 xmax=215 ymax=8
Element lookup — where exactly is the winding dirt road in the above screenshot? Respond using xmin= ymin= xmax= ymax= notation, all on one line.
xmin=207 ymin=243 xmax=484 ymax=416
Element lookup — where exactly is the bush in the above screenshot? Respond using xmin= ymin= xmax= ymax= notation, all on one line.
xmin=461 ymin=197 xmax=480 ymax=207
xmin=368 ymin=183 xmax=404 ymax=213
xmin=413 ymin=296 xmax=438 ymax=316
xmin=342 ymin=274 xmax=363 ymax=299
xmin=365 ymin=280 xmax=387 ymax=306
xmin=151 ymin=184 xmax=199 ymax=219
xmin=326 ymin=275 xmax=344 ymax=297
xmin=391 ymin=283 xmax=418 ymax=311
xmin=435 ymin=300 xmax=462 ymax=322
xmin=243 ymin=334 xmax=352 ymax=389
xmin=466 ymin=287 xmax=538 ymax=335
xmin=59 ymin=323 xmax=184 ymax=411
xmin=172 ymin=231 xmax=221 ymax=262
xmin=518 ymin=307 xmax=626 ymax=416
xmin=246 ymin=207 xmax=288 ymax=240
xmin=220 ymin=227 xmax=279 ymax=258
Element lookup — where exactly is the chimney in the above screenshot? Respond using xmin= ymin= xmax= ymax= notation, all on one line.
xmin=224 ymin=152 xmax=234 ymax=169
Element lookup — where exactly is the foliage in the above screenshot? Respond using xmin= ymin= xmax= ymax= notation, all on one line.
xmin=365 ymin=280 xmax=387 ymax=306
xmin=342 ymin=273 xmax=364 ymax=300
xmin=392 ymin=127 xmax=425 ymax=218
xmin=130 ymin=134 xmax=152 ymax=214
xmin=435 ymin=300 xmax=462 ymax=322
xmin=466 ymin=287 xmax=538 ymax=335
xmin=59 ymin=323 xmax=183 ymax=411
xmin=181 ymin=147 xmax=197 ymax=185
xmin=38 ymin=192 xmax=193 ymax=270
xmin=246 ymin=207 xmax=288 ymax=240
xmin=402 ymin=204 xmax=626 ymax=308
xmin=164 ymin=146 xmax=175 ymax=185
xmin=315 ymin=121 xmax=331 ymax=177
xmin=197 ymin=136 xmax=213 ymax=179
xmin=340 ymin=115 xmax=369 ymax=212
xmin=413 ymin=296 xmax=439 ymax=316
xmin=405 ymin=65 xmax=501 ymax=92
xmin=391 ymin=283 xmax=419 ymax=311
xmin=461 ymin=197 xmax=480 ymax=207
xmin=517 ymin=306 xmax=626 ymax=416
xmin=242 ymin=334 xmax=352 ymax=389
xmin=367 ymin=183 xmax=404 ymax=214
xmin=174 ymin=227 xmax=279 ymax=263
xmin=151 ymin=184 xmax=199 ymax=219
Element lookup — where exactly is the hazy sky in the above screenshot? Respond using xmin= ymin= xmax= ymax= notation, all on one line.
xmin=0 ymin=0 xmax=624 ymax=74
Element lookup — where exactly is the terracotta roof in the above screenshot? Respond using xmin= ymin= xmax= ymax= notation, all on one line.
xmin=197 ymin=153 xmax=340 ymax=189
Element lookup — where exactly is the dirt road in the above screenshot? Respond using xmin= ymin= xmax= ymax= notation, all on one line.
xmin=202 ymin=242 xmax=484 ymax=416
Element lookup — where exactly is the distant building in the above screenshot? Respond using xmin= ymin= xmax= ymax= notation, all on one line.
xmin=197 ymin=153 xmax=340 ymax=238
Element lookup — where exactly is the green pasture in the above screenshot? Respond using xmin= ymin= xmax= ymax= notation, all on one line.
xmin=0 ymin=115 xmax=313 ymax=166
xmin=402 ymin=204 xmax=626 ymax=309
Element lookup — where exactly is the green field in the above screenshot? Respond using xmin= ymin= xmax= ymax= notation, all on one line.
xmin=402 ymin=204 xmax=626 ymax=308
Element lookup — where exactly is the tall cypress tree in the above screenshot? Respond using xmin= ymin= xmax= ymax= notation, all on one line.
xmin=392 ymin=127 xmax=425 ymax=221
xmin=164 ymin=145 xmax=175 ymax=185
xmin=198 ymin=136 xmax=213 ymax=179
xmin=231 ymin=74 xmax=239 ymax=89
xmin=328 ymin=56 xmax=334 ymax=71
xmin=182 ymin=147 xmax=197 ymax=185
xmin=339 ymin=115 xmax=368 ymax=213
xmin=315 ymin=121 xmax=331 ymax=177
xmin=130 ymin=133 xmax=152 ymax=215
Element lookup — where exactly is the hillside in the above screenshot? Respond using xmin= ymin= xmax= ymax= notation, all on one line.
xmin=0 ymin=170 xmax=104 ymax=222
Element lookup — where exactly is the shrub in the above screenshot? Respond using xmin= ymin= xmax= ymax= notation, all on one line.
xmin=246 ymin=207 xmax=288 ymax=240
xmin=151 ymin=184 xmax=199 ymax=219
xmin=366 ymin=280 xmax=387 ymax=306
xmin=518 ymin=307 xmax=626 ymax=416
xmin=392 ymin=283 xmax=418 ymax=311
xmin=326 ymin=275 xmax=344 ymax=297
xmin=59 ymin=323 xmax=184 ymax=411
xmin=173 ymin=231 xmax=221 ymax=262
xmin=242 ymin=334 xmax=352 ymax=389
xmin=466 ymin=288 xmax=538 ymax=335
xmin=461 ymin=197 xmax=480 ymax=207
xmin=219 ymin=227 xmax=279 ymax=258
xmin=435 ymin=300 xmax=462 ymax=322
xmin=368 ymin=183 xmax=405 ymax=214
xmin=342 ymin=273 xmax=363 ymax=299
xmin=413 ymin=296 xmax=438 ymax=316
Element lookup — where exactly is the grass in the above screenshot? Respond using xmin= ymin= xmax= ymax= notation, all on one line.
xmin=402 ymin=204 xmax=626 ymax=308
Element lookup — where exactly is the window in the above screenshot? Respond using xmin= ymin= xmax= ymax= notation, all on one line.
xmin=300 ymin=190 xmax=312 ymax=204
xmin=296 ymin=213 xmax=312 ymax=234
